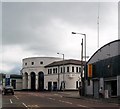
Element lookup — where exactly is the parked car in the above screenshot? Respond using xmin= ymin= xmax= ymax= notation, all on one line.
xmin=2 ymin=86 xmax=14 ymax=95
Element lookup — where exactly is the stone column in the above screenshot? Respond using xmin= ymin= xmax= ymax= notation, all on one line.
xmin=36 ymin=74 xmax=38 ymax=90
xmin=28 ymin=74 xmax=31 ymax=90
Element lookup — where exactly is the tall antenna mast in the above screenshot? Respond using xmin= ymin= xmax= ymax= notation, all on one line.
xmin=97 ymin=3 xmax=100 ymax=48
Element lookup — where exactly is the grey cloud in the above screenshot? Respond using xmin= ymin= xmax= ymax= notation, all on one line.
xmin=2 ymin=2 xmax=105 ymax=45
xmin=1 ymin=2 xmax=117 ymax=74
xmin=2 ymin=2 xmax=117 ymax=51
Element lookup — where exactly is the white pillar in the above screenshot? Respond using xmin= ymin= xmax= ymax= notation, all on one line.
xmin=28 ymin=74 xmax=31 ymax=90
xmin=36 ymin=74 xmax=38 ymax=90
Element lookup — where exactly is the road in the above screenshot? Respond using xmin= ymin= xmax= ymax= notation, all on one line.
xmin=1 ymin=91 xmax=120 ymax=109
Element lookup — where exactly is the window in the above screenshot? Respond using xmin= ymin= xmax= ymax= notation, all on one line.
xmin=31 ymin=62 xmax=34 ymax=65
xmin=67 ymin=67 xmax=69 ymax=72
xmin=61 ymin=67 xmax=63 ymax=73
xmin=50 ymin=69 xmax=52 ymax=74
xmin=56 ymin=68 xmax=57 ymax=73
xmin=79 ymin=67 xmax=81 ymax=73
xmin=40 ymin=61 xmax=43 ymax=64
xmin=48 ymin=69 xmax=50 ymax=74
xmin=53 ymin=68 xmax=56 ymax=74
xmin=63 ymin=67 xmax=65 ymax=73
xmin=53 ymin=68 xmax=57 ymax=74
xmin=76 ymin=67 xmax=78 ymax=73
xmin=76 ymin=81 xmax=78 ymax=88
xmin=25 ymin=63 xmax=27 ymax=66
xmin=72 ymin=66 xmax=74 ymax=72
xmin=48 ymin=69 xmax=52 ymax=74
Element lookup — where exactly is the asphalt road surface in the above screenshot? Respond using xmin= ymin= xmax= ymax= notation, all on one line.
xmin=1 ymin=91 xmax=120 ymax=109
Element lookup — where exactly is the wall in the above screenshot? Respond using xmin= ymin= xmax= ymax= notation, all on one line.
xmin=86 ymin=40 xmax=120 ymax=97
xmin=2 ymin=78 xmax=22 ymax=90
xmin=22 ymin=57 xmax=62 ymax=90
xmin=45 ymin=64 xmax=82 ymax=90
xmin=117 ymin=76 xmax=120 ymax=96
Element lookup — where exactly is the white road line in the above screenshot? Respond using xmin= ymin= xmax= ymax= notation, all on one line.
xmin=14 ymin=95 xmax=19 ymax=100
xmin=22 ymin=102 xmax=28 ymax=108
xmin=10 ymin=99 xmax=13 ymax=104
xmin=64 ymin=101 xmax=72 ymax=105
xmin=54 ymin=94 xmax=63 ymax=98
xmin=49 ymin=98 xmax=55 ymax=100
xmin=58 ymin=100 xmax=72 ymax=105
xmin=59 ymin=100 xmax=62 ymax=102
xmin=77 ymin=104 xmax=88 ymax=108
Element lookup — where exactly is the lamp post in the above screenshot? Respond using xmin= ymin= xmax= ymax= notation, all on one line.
xmin=57 ymin=53 xmax=65 ymax=91
xmin=71 ymin=32 xmax=86 ymax=62
xmin=72 ymin=32 xmax=87 ymax=96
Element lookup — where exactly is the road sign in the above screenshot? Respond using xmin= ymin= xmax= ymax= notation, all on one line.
xmin=6 ymin=74 xmax=10 ymax=78
xmin=5 ymin=74 xmax=10 ymax=86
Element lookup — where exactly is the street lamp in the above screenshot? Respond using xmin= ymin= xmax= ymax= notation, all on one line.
xmin=57 ymin=53 xmax=65 ymax=91
xmin=72 ymin=32 xmax=87 ymax=96
xmin=71 ymin=32 xmax=86 ymax=62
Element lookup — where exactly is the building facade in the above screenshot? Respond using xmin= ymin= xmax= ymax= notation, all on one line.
xmin=21 ymin=57 xmax=83 ymax=91
xmin=45 ymin=59 xmax=83 ymax=91
xmin=22 ymin=57 xmax=61 ymax=91
xmin=85 ymin=40 xmax=120 ymax=98
xmin=2 ymin=74 xmax=22 ymax=90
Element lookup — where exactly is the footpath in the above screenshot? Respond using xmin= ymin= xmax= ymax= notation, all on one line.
xmin=58 ymin=91 xmax=120 ymax=105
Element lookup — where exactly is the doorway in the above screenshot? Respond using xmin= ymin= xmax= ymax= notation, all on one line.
xmin=93 ymin=80 xmax=99 ymax=98
xmin=111 ymin=80 xmax=117 ymax=96
xmin=48 ymin=82 xmax=52 ymax=91
xmin=38 ymin=72 xmax=44 ymax=91
xmin=31 ymin=72 xmax=36 ymax=91
xmin=11 ymin=80 xmax=16 ymax=89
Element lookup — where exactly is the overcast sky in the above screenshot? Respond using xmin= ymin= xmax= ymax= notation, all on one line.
xmin=1 ymin=1 xmax=118 ymax=74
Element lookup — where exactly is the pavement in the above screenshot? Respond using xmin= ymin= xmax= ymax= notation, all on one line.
xmin=58 ymin=91 xmax=120 ymax=105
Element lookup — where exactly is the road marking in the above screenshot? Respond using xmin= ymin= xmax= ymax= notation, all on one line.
xmin=14 ymin=95 xmax=19 ymax=100
xmin=54 ymin=94 xmax=63 ymax=98
xmin=10 ymin=99 xmax=13 ymax=104
xmin=49 ymin=98 xmax=55 ymax=100
xmin=58 ymin=100 xmax=72 ymax=105
xmin=22 ymin=102 xmax=28 ymax=108
xmin=77 ymin=104 xmax=87 ymax=108
xmin=28 ymin=105 xmax=39 ymax=107
xmin=64 ymin=101 xmax=72 ymax=105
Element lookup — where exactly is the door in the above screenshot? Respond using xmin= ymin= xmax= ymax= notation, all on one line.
xmin=111 ymin=80 xmax=117 ymax=96
xmin=53 ymin=82 xmax=57 ymax=91
xmin=93 ymin=80 xmax=99 ymax=98
xmin=11 ymin=80 xmax=16 ymax=89
xmin=48 ymin=82 xmax=52 ymax=91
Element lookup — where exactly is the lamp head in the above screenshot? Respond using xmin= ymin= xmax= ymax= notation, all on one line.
xmin=71 ymin=32 xmax=76 ymax=34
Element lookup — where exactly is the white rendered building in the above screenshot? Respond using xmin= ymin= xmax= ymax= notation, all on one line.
xmin=22 ymin=57 xmax=61 ymax=91
xmin=21 ymin=57 xmax=84 ymax=91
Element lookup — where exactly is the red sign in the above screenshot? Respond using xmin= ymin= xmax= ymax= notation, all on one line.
xmin=88 ymin=64 xmax=92 ymax=77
